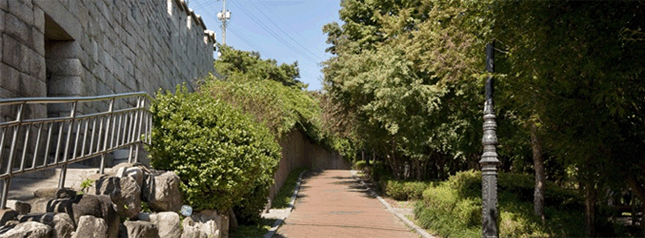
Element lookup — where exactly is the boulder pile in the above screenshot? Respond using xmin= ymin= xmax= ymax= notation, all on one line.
xmin=0 ymin=163 xmax=228 ymax=238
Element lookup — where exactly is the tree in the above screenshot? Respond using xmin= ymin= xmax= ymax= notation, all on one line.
xmin=215 ymin=45 xmax=304 ymax=89
xmin=324 ymin=0 xmax=645 ymax=236
xmin=323 ymin=0 xmax=492 ymax=180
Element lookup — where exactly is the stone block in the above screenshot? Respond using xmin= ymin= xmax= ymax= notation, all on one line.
xmin=26 ymin=47 xmax=44 ymax=77
xmin=49 ymin=41 xmax=81 ymax=58
xmin=0 ymin=64 xmax=20 ymax=92
xmin=8 ymin=0 xmax=34 ymax=26
xmin=46 ymin=58 xmax=82 ymax=76
xmin=3 ymin=35 xmax=28 ymax=74
xmin=5 ymin=13 xmax=32 ymax=47
xmin=33 ymin=6 xmax=43 ymax=33
xmin=19 ymin=72 xmax=45 ymax=97
xmin=0 ymin=0 xmax=7 ymax=11
xmin=32 ymin=29 xmax=44 ymax=57
xmin=0 ymin=10 xmax=5 ymax=33
xmin=36 ymin=54 xmax=46 ymax=80
xmin=47 ymin=76 xmax=82 ymax=96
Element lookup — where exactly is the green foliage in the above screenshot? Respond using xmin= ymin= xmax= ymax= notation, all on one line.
xmin=80 ymin=178 xmax=95 ymax=194
xmin=201 ymin=74 xmax=318 ymax=139
xmin=272 ymin=168 xmax=306 ymax=210
xmin=205 ymin=46 xmax=355 ymax=158
xmin=148 ymin=85 xmax=280 ymax=213
xmin=141 ymin=201 xmax=151 ymax=213
xmin=353 ymin=161 xmax=367 ymax=171
xmin=381 ymin=179 xmax=430 ymax=201
xmin=323 ymin=0 xmax=490 ymax=180
xmin=215 ymin=45 xmax=304 ymax=89
xmin=415 ymin=171 xmax=587 ymax=238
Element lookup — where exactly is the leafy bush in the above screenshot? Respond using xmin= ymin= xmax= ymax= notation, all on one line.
xmin=382 ymin=179 xmax=430 ymax=201
xmin=415 ymin=170 xmax=587 ymax=237
xmin=353 ymin=161 xmax=367 ymax=171
xmin=148 ymin=86 xmax=280 ymax=214
xmin=203 ymin=58 xmax=355 ymax=159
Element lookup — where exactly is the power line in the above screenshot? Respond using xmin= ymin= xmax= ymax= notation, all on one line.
xmin=228 ymin=24 xmax=274 ymax=58
xmin=246 ymin=0 xmax=321 ymax=61
xmin=248 ymin=0 xmax=311 ymax=43
xmin=229 ymin=0 xmax=319 ymax=64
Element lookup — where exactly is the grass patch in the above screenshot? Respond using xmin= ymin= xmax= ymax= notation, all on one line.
xmin=414 ymin=170 xmax=594 ymax=238
xmin=230 ymin=218 xmax=276 ymax=238
xmin=272 ymin=168 xmax=307 ymax=209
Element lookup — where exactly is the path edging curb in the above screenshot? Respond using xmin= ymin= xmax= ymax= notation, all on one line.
xmin=351 ymin=170 xmax=436 ymax=238
xmin=263 ymin=170 xmax=307 ymax=238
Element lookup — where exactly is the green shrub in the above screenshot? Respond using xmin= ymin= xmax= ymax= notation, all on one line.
xmin=148 ymin=85 xmax=280 ymax=214
xmin=383 ymin=180 xmax=429 ymax=201
xmin=353 ymin=161 xmax=367 ymax=171
xmin=415 ymin=170 xmax=587 ymax=238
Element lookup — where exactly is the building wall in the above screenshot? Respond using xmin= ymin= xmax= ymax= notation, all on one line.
xmin=1 ymin=0 xmax=216 ymax=119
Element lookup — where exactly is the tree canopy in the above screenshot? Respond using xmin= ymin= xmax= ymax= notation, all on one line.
xmin=322 ymin=0 xmax=645 ymax=235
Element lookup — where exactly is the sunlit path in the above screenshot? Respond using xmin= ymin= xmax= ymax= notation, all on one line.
xmin=274 ymin=170 xmax=419 ymax=238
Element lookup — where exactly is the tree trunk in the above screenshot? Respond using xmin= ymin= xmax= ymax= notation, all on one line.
xmin=531 ymin=124 xmax=546 ymax=222
xmin=584 ymin=186 xmax=597 ymax=237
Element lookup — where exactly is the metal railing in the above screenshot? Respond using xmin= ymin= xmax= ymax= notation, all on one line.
xmin=0 ymin=92 xmax=153 ymax=209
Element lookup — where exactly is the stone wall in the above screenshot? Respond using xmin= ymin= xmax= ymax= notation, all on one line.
xmin=1 ymin=0 xmax=216 ymax=119
xmin=270 ymin=129 xmax=351 ymax=200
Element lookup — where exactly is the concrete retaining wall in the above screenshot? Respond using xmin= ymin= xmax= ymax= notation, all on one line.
xmin=270 ymin=129 xmax=351 ymax=200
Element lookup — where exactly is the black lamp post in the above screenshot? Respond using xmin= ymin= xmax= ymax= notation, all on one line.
xmin=481 ymin=42 xmax=500 ymax=238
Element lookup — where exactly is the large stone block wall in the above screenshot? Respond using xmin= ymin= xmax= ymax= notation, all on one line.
xmin=1 ymin=0 xmax=216 ymax=119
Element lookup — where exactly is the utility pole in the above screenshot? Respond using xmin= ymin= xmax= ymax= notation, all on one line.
xmin=217 ymin=0 xmax=231 ymax=45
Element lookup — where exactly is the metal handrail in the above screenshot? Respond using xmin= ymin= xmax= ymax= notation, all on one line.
xmin=0 ymin=92 xmax=154 ymax=209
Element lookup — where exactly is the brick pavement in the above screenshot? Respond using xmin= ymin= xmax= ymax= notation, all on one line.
xmin=274 ymin=170 xmax=419 ymax=238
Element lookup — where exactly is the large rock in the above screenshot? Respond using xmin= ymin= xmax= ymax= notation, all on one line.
xmin=123 ymin=221 xmax=159 ymax=238
xmin=30 ymin=195 xmax=120 ymax=238
xmin=51 ymin=213 xmax=75 ymax=238
xmin=72 ymin=215 xmax=107 ymax=238
xmin=0 ymin=210 xmax=17 ymax=226
xmin=93 ymin=177 xmax=121 ymax=197
xmin=34 ymin=188 xmax=76 ymax=199
xmin=116 ymin=166 xmax=144 ymax=188
xmin=0 ymin=221 xmax=52 ymax=238
xmin=6 ymin=201 xmax=31 ymax=215
xmin=119 ymin=176 xmax=141 ymax=219
xmin=181 ymin=217 xmax=219 ymax=238
xmin=18 ymin=213 xmax=74 ymax=238
xmin=137 ymin=212 xmax=180 ymax=238
xmin=143 ymin=172 xmax=182 ymax=212
xmin=181 ymin=210 xmax=223 ymax=238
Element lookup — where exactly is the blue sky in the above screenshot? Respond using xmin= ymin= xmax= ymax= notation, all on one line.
xmin=187 ymin=0 xmax=342 ymax=91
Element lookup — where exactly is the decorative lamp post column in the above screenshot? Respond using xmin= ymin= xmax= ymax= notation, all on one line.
xmin=481 ymin=42 xmax=500 ymax=238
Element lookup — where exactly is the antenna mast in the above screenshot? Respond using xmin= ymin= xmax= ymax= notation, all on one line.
xmin=217 ymin=0 xmax=231 ymax=45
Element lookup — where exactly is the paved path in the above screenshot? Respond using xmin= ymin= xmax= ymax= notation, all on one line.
xmin=274 ymin=170 xmax=419 ymax=238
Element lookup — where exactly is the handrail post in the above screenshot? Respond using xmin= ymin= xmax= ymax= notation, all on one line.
xmin=134 ymin=96 xmax=144 ymax=163
xmin=59 ymin=101 xmax=77 ymax=189
xmin=2 ymin=103 xmax=25 ymax=209
xmin=100 ymin=98 xmax=115 ymax=174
